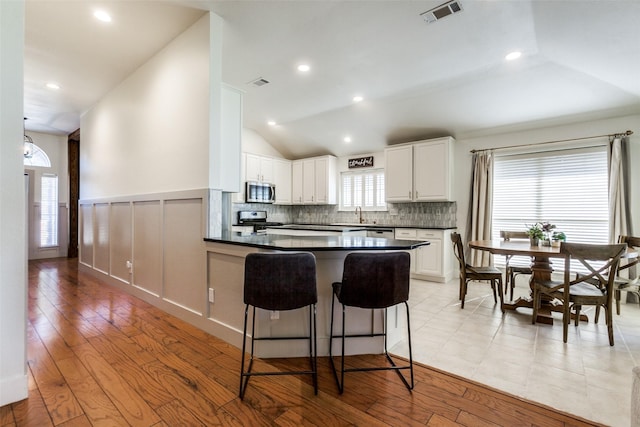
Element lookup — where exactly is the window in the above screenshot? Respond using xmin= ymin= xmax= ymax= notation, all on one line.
xmin=341 ymin=169 xmax=386 ymax=211
xmin=491 ymin=146 xmax=608 ymax=265
xmin=40 ymin=174 xmax=58 ymax=247
xmin=24 ymin=143 xmax=51 ymax=167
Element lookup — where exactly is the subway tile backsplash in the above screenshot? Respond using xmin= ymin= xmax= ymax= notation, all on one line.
xmin=232 ymin=202 xmax=456 ymax=228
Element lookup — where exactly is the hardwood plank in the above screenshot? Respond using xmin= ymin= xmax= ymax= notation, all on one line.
xmin=10 ymin=386 xmax=53 ymax=427
xmin=56 ymin=415 xmax=93 ymax=427
xmin=427 ymin=413 xmax=465 ymax=427
xmin=25 ymin=325 xmax=84 ymax=425
xmin=55 ymin=355 xmax=130 ymax=427
xmin=0 ymin=404 xmax=15 ymax=426
xmin=111 ymin=358 xmax=174 ymax=409
xmin=71 ymin=343 xmax=161 ymax=426
xmin=138 ymin=360 xmax=224 ymax=424
xmin=153 ymin=400 xmax=207 ymax=427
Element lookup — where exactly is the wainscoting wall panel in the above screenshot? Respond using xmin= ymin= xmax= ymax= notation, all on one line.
xmin=93 ymin=203 xmax=110 ymax=274
xmin=79 ymin=189 xmax=208 ymax=334
xmin=110 ymin=202 xmax=132 ymax=283
xmin=162 ymin=198 xmax=205 ymax=315
xmin=133 ymin=200 xmax=162 ymax=296
xmin=80 ymin=204 xmax=93 ymax=266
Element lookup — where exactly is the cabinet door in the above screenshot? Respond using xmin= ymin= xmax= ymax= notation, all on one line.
xmin=273 ymin=159 xmax=291 ymax=204
xmin=384 ymin=145 xmax=413 ymax=202
xmin=314 ymin=157 xmax=328 ymax=204
xmin=291 ymin=161 xmax=304 ymax=204
xmin=260 ymin=157 xmax=274 ymax=183
xmin=245 ymin=153 xmax=261 ymax=182
xmin=302 ymin=159 xmax=316 ymax=203
xmin=415 ymin=239 xmax=443 ymax=276
xmin=415 ymin=229 xmax=444 ymax=278
xmin=413 ymin=139 xmax=451 ymax=201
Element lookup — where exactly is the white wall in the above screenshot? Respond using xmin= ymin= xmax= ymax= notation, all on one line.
xmin=242 ymin=128 xmax=286 ymax=158
xmin=453 ymin=114 xmax=640 ymax=239
xmin=80 ymin=14 xmax=211 ymax=199
xmin=0 ymin=0 xmax=28 ymax=406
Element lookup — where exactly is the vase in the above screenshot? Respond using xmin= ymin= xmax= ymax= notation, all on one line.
xmin=529 ymin=237 xmax=539 ymax=246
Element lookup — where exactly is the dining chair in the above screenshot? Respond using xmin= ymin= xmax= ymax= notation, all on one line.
xmin=612 ymin=235 xmax=640 ymax=314
xmin=239 ymin=252 xmax=318 ymax=399
xmin=329 ymin=252 xmax=413 ymax=393
xmin=500 ymin=230 xmax=533 ymax=301
xmin=531 ymin=242 xmax=626 ymax=346
xmin=451 ymin=232 xmax=504 ymax=312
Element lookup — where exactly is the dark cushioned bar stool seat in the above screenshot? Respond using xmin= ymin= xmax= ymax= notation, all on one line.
xmin=239 ymin=252 xmax=318 ymax=399
xmin=329 ymin=251 xmax=413 ymax=393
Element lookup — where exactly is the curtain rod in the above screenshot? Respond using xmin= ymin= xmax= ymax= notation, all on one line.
xmin=469 ymin=129 xmax=633 ymax=154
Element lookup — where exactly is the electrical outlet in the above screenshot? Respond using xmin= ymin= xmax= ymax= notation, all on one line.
xmin=208 ymin=288 xmax=214 ymax=303
xmin=126 ymin=260 xmax=132 ymax=272
xmin=270 ymin=310 xmax=279 ymax=320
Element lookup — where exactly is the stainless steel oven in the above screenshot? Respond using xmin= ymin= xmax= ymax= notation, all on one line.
xmin=245 ymin=181 xmax=275 ymax=204
xmin=237 ymin=210 xmax=283 ymax=234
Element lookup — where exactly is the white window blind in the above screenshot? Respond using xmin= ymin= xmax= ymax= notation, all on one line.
xmin=40 ymin=174 xmax=58 ymax=248
xmin=341 ymin=169 xmax=386 ymax=211
xmin=491 ymin=146 xmax=608 ymax=266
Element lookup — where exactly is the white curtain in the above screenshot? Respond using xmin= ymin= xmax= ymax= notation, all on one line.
xmin=466 ymin=151 xmax=493 ymax=266
xmin=609 ymin=136 xmax=632 ymax=242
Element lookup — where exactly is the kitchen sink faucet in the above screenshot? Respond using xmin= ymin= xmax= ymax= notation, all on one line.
xmin=355 ymin=206 xmax=364 ymax=224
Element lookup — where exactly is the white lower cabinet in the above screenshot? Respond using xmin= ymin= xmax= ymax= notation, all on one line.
xmin=395 ymin=228 xmax=455 ymax=283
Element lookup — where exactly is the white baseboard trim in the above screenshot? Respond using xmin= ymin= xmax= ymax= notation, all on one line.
xmin=0 ymin=374 xmax=28 ymax=407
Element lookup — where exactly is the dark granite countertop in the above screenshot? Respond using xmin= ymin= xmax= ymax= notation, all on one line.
xmin=204 ymin=232 xmax=430 ymax=251
xmin=273 ymin=223 xmax=456 ymax=231
xmin=267 ymin=224 xmax=368 ymax=232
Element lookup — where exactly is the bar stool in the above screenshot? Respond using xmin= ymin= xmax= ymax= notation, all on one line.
xmin=239 ymin=252 xmax=318 ymax=399
xmin=329 ymin=251 xmax=413 ymax=393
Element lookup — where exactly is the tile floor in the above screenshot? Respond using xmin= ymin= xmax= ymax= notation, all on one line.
xmin=390 ymin=275 xmax=640 ymax=427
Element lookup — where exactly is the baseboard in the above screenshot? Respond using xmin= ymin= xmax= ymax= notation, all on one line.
xmin=0 ymin=374 xmax=28 ymax=407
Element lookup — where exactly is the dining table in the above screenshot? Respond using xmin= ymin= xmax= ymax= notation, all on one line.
xmin=468 ymin=239 xmax=637 ymax=325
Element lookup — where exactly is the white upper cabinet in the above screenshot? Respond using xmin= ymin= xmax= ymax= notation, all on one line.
xmin=385 ymin=136 xmax=454 ymax=202
xmin=291 ymin=160 xmax=304 ymax=204
xmin=292 ymin=155 xmax=337 ymax=205
xmin=273 ymin=158 xmax=291 ymax=204
xmin=245 ymin=153 xmax=273 ymax=183
xmin=413 ymin=138 xmax=452 ymax=201
xmin=384 ymin=145 xmax=413 ymax=202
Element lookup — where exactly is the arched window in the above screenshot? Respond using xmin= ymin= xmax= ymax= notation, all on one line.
xmin=24 ymin=143 xmax=51 ymax=167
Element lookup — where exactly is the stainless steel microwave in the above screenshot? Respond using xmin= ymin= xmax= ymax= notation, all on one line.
xmin=245 ymin=181 xmax=275 ymax=204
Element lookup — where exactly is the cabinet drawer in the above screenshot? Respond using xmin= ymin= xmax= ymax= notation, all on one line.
xmin=395 ymin=229 xmax=417 ymax=240
xmin=416 ymin=229 xmax=443 ymax=240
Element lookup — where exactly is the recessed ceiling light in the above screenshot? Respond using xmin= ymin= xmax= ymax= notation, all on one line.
xmin=505 ymin=51 xmax=522 ymax=61
xmin=267 ymin=120 xmax=277 ymax=126
xmin=352 ymin=95 xmax=364 ymax=103
xmin=343 ymin=136 xmax=352 ymax=143
xmin=46 ymin=82 xmax=60 ymax=90
xmin=94 ymin=10 xmax=112 ymax=23
xmin=297 ymin=64 xmax=310 ymax=72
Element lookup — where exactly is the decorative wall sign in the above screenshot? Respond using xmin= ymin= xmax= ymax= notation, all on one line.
xmin=348 ymin=156 xmax=374 ymax=169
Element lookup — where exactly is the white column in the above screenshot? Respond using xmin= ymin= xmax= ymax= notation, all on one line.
xmin=0 ymin=0 xmax=28 ymax=406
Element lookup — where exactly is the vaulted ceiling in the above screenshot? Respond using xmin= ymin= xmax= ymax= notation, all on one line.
xmin=24 ymin=0 xmax=640 ymax=158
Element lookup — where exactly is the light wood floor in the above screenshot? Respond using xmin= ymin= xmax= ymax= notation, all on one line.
xmin=0 ymin=258 xmax=603 ymax=426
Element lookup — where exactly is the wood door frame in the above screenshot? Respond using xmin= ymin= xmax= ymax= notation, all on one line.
xmin=67 ymin=129 xmax=80 ymax=258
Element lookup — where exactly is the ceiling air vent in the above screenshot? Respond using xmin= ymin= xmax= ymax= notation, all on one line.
xmin=420 ymin=0 xmax=463 ymax=24
xmin=249 ymin=77 xmax=270 ymax=87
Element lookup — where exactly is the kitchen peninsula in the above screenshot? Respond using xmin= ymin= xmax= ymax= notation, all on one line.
xmin=204 ymin=232 xmax=429 ymax=358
